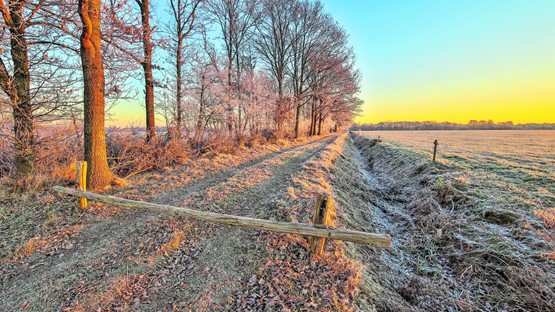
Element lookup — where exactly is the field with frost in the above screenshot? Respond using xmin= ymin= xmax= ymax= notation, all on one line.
xmin=360 ymin=130 xmax=555 ymax=215
xmin=343 ymin=130 xmax=555 ymax=311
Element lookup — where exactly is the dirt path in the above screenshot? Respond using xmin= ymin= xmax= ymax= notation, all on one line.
xmin=0 ymin=135 xmax=337 ymax=311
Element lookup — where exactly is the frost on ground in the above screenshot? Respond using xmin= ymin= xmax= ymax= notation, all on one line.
xmin=334 ymin=133 xmax=555 ymax=311
xmin=0 ymin=134 xmax=365 ymax=311
xmin=2 ymin=131 xmax=554 ymax=311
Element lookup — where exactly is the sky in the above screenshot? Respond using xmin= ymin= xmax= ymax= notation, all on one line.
xmin=324 ymin=0 xmax=555 ymax=124
xmin=107 ymin=0 xmax=555 ymax=126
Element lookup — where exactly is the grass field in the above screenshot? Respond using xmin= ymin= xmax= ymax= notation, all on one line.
xmin=345 ymin=130 xmax=555 ymax=310
xmin=360 ymin=130 xmax=555 ymax=214
xmin=2 ymin=131 xmax=553 ymax=311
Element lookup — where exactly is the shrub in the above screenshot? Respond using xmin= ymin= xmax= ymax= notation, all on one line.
xmin=107 ymin=133 xmax=189 ymax=177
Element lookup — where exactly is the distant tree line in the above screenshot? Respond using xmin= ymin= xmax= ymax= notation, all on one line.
xmin=0 ymin=0 xmax=362 ymax=188
xmin=352 ymin=120 xmax=555 ymax=131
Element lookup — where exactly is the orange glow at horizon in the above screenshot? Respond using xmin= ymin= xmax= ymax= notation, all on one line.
xmin=355 ymin=61 xmax=555 ymax=125
xmin=328 ymin=1 xmax=555 ymax=126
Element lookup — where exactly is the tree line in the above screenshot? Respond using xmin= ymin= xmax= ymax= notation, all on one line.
xmin=0 ymin=0 xmax=362 ymax=189
xmin=352 ymin=120 xmax=555 ymax=131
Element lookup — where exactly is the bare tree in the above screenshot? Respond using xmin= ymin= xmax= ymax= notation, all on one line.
xmin=288 ymin=0 xmax=323 ymax=138
xmin=167 ymin=0 xmax=202 ymax=137
xmin=79 ymin=0 xmax=112 ymax=189
xmin=305 ymin=15 xmax=350 ymax=135
xmin=206 ymin=0 xmax=259 ymax=135
xmin=103 ymin=0 xmax=157 ymax=140
xmin=135 ymin=0 xmax=156 ymax=140
xmin=0 ymin=0 xmax=35 ymax=174
xmin=254 ymin=0 xmax=294 ymax=133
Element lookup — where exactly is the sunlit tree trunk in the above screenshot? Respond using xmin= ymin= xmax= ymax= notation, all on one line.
xmin=175 ymin=37 xmax=183 ymax=135
xmin=79 ymin=0 xmax=113 ymax=189
xmin=293 ymin=96 xmax=301 ymax=138
xmin=0 ymin=0 xmax=35 ymax=174
xmin=194 ymin=75 xmax=206 ymax=145
xmin=309 ymin=96 xmax=317 ymax=136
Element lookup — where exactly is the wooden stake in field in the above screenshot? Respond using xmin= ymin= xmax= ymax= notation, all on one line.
xmin=309 ymin=195 xmax=331 ymax=255
xmin=75 ymin=161 xmax=88 ymax=208
xmin=433 ymin=140 xmax=439 ymax=162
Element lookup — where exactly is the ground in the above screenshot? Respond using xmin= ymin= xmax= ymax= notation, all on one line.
xmin=1 ymin=132 xmax=554 ymax=311
xmin=337 ymin=134 xmax=555 ymax=311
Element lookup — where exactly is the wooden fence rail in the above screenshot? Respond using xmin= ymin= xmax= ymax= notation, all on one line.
xmin=53 ymin=186 xmax=392 ymax=248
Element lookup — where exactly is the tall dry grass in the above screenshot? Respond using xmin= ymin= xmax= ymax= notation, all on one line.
xmin=106 ymin=132 xmax=189 ymax=178
xmin=1 ymin=125 xmax=287 ymax=193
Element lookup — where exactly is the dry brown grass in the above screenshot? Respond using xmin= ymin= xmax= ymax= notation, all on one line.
xmin=534 ymin=208 xmax=555 ymax=259
xmin=65 ymin=274 xmax=151 ymax=311
xmin=350 ymin=133 xmax=555 ymax=311
xmin=107 ymin=133 xmax=189 ymax=178
xmin=228 ymin=133 xmax=366 ymax=311
xmin=0 ymin=126 xmax=287 ymax=195
xmin=5 ymin=224 xmax=84 ymax=263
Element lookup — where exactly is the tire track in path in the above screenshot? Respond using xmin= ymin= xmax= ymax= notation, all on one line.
xmin=148 ymin=134 xmax=338 ymax=307
xmin=0 ymin=135 xmax=338 ymax=311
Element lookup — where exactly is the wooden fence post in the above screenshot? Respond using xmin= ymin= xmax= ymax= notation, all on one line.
xmin=433 ymin=140 xmax=439 ymax=162
xmin=76 ymin=161 xmax=88 ymax=208
xmin=309 ymin=194 xmax=331 ymax=255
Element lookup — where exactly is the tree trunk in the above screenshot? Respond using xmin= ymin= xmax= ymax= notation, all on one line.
xmin=0 ymin=1 xmax=36 ymax=174
xmin=138 ymin=0 xmax=156 ymax=140
xmin=294 ymin=96 xmax=301 ymax=138
xmin=310 ymin=97 xmax=317 ymax=136
xmin=226 ymin=56 xmax=233 ymax=134
xmin=175 ymin=37 xmax=183 ymax=137
xmin=275 ymin=79 xmax=283 ymax=132
xmin=79 ymin=0 xmax=113 ymax=189
xmin=194 ymin=77 xmax=206 ymax=145
xmin=317 ymin=111 xmax=323 ymax=136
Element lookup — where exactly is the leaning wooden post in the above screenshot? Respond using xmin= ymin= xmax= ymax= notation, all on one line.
xmin=309 ymin=194 xmax=331 ymax=255
xmin=76 ymin=161 xmax=88 ymax=208
xmin=433 ymin=140 xmax=439 ymax=162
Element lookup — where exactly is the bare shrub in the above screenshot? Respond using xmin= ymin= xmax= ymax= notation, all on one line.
xmin=260 ymin=128 xmax=277 ymax=143
xmin=0 ymin=124 xmax=81 ymax=193
xmin=245 ymin=133 xmax=267 ymax=148
xmin=0 ymin=135 xmax=15 ymax=177
xmin=107 ymin=133 xmax=188 ymax=178
xmin=189 ymin=132 xmax=239 ymax=155
xmin=35 ymin=127 xmax=82 ymax=181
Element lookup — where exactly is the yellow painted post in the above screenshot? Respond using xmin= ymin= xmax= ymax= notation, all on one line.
xmin=76 ymin=161 xmax=88 ymax=208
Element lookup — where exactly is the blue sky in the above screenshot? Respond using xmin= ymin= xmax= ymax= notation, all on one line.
xmin=323 ymin=0 xmax=555 ymax=123
xmin=107 ymin=0 xmax=555 ymax=126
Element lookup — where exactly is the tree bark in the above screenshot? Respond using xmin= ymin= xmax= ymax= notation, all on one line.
xmin=317 ymin=109 xmax=323 ymax=135
xmin=175 ymin=36 xmax=183 ymax=136
xmin=310 ymin=96 xmax=317 ymax=136
xmin=79 ymin=0 xmax=113 ymax=189
xmin=194 ymin=75 xmax=206 ymax=145
xmin=138 ymin=0 xmax=156 ymax=140
xmin=294 ymin=97 xmax=301 ymax=138
xmin=0 ymin=0 xmax=35 ymax=174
